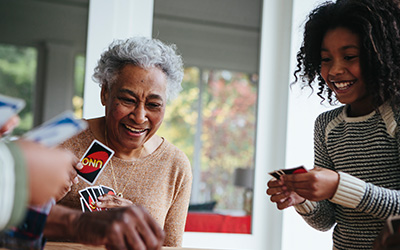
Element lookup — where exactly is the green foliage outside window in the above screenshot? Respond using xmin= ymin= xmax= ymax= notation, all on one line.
xmin=73 ymin=54 xmax=85 ymax=118
xmin=158 ymin=67 xmax=257 ymax=211
xmin=158 ymin=67 xmax=199 ymax=164
xmin=0 ymin=44 xmax=37 ymax=135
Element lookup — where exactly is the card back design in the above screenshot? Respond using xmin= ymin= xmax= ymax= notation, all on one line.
xmin=80 ymin=197 xmax=91 ymax=212
xmin=100 ymin=185 xmax=116 ymax=196
xmin=23 ymin=110 xmax=87 ymax=147
xmin=268 ymin=166 xmax=307 ymax=179
xmin=78 ymin=139 xmax=114 ymax=185
xmin=78 ymin=189 xmax=96 ymax=212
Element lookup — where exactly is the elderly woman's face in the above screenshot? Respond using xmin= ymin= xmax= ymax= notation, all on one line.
xmin=101 ymin=64 xmax=167 ymax=150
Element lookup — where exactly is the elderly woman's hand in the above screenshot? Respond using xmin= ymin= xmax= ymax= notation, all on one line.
xmin=96 ymin=194 xmax=133 ymax=209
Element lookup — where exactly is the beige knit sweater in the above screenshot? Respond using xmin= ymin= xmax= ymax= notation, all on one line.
xmin=58 ymin=128 xmax=192 ymax=247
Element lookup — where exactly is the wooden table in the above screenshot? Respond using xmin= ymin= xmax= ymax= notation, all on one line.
xmin=45 ymin=242 xmax=211 ymax=250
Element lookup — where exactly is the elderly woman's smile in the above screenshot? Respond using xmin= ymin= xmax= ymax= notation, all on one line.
xmin=123 ymin=123 xmax=148 ymax=134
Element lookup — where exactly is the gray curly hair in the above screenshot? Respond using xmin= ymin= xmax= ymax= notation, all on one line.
xmin=92 ymin=37 xmax=184 ymax=101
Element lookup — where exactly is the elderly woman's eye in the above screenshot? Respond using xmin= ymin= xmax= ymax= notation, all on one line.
xmin=344 ymin=55 xmax=358 ymax=60
xmin=119 ymin=97 xmax=135 ymax=104
xmin=147 ymin=103 xmax=161 ymax=109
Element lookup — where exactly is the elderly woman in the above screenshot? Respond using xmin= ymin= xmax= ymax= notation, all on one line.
xmin=58 ymin=37 xmax=192 ymax=247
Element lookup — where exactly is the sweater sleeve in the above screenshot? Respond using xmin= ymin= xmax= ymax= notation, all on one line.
xmin=299 ymin=107 xmax=400 ymax=223
xmin=295 ymin=200 xmax=336 ymax=232
xmin=329 ymin=171 xmax=400 ymax=220
xmin=0 ymin=141 xmax=28 ymax=230
xmin=294 ymin=172 xmax=366 ymax=231
xmin=162 ymin=149 xmax=192 ymax=247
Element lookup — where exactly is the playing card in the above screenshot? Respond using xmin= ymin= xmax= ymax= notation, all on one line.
xmin=91 ymin=186 xmax=106 ymax=210
xmin=269 ymin=170 xmax=284 ymax=180
xmin=78 ymin=188 xmax=97 ymax=212
xmin=388 ymin=215 xmax=400 ymax=234
xmin=77 ymin=140 xmax=114 ymax=185
xmin=90 ymin=187 xmax=102 ymax=201
xmin=268 ymin=166 xmax=307 ymax=179
xmin=80 ymin=197 xmax=91 ymax=212
xmin=23 ymin=110 xmax=87 ymax=147
xmin=100 ymin=185 xmax=116 ymax=196
xmin=282 ymin=166 xmax=307 ymax=175
xmin=0 ymin=94 xmax=26 ymax=128
xmin=87 ymin=188 xmax=97 ymax=202
xmin=86 ymin=187 xmax=101 ymax=211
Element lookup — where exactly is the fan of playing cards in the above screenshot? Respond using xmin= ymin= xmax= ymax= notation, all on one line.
xmin=79 ymin=185 xmax=116 ymax=212
xmin=268 ymin=165 xmax=307 ymax=179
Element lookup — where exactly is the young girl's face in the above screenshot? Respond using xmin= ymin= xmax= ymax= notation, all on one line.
xmin=320 ymin=27 xmax=372 ymax=116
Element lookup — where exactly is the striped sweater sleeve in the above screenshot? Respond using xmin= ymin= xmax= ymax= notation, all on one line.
xmin=297 ymin=106 xmax=400 ymax=228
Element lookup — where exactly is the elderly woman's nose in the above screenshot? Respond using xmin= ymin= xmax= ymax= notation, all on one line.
xmin=131 ymin=105 xmax=148 ymax=123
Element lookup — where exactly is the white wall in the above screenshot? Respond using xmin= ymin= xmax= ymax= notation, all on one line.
xmin=153 ymin=0 xmax=261 ymax=73
xmin=282 ymin=0 xmax=335 ymax=249
xmin=82 ymin=0 xmax=154 ymax=119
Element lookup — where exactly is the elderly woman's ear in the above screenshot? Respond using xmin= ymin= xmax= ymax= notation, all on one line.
xmin=100 ymin=85 xmax=108 ymax=106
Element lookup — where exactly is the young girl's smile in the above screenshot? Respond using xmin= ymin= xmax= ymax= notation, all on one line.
xmin=320 ymin=27 xmax=373 ymax=116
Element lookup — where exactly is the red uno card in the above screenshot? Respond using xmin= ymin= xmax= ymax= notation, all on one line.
xmin=100 ymin=185 xmax=116 ymax=196
xmin=282 ymin=166 xmax=307 ymax=175
xmin=78 ymin=139 xmax=114 ymax=185
xmin=268 ymin=165 xmax=307 ymax=179
xmin=78 ymin=188 xmax=97 ymax=212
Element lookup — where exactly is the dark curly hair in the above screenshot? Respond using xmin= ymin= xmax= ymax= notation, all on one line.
xmin=293 ymin=0 xmax=400 ymax=107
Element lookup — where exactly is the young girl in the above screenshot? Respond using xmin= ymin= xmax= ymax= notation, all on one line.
xmin=267 ymin=0 xmax=400 ymax=249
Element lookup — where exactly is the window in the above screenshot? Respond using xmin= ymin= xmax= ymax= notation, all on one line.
xmin=158 ymin=67 xmax=257 ymax=233
xmin=0 ymin=43 xmax=37 ymax=135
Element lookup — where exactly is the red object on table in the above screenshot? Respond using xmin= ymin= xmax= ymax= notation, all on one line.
xmin=184 ymin=212 xmax=251 ymax=234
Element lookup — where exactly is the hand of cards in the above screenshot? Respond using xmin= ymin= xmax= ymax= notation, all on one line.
xmin=269 ymin=165 xmax=307 ymax=179
xmin=79 ymin=185 xmax=116 ymax=212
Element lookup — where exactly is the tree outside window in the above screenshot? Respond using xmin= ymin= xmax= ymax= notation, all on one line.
xmin=158 ymin=67 xmax=258 ymax=214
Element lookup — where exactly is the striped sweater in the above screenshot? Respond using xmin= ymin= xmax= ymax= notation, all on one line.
xmin=295 ymin=102 xmax=400 ymax=250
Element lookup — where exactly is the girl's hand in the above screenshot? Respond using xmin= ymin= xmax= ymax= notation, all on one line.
xmin=282 ymin=167 xmax=339 ymax=201
xmin=266 ymin=178 xmax=306 ymax=210
xmin=96 ymin=194 xmax=133 ymax=209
